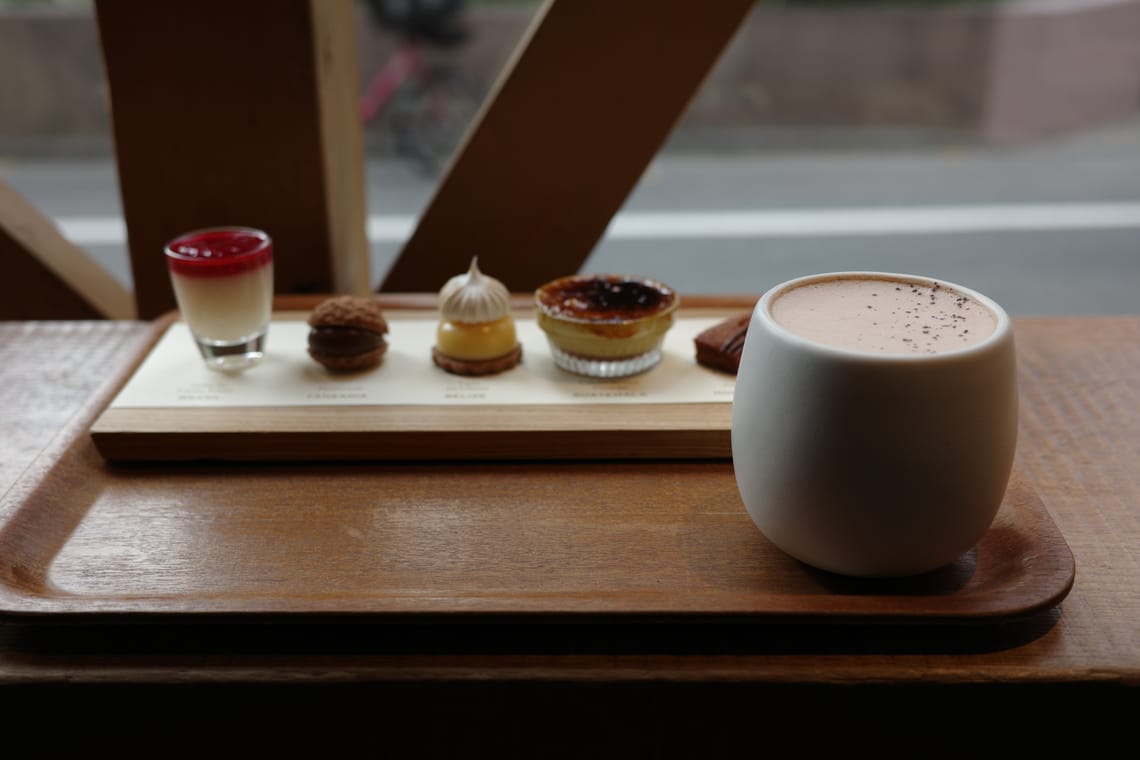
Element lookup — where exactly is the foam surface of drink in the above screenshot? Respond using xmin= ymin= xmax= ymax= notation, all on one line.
xmin=770 ymin=276 xmax=997 ymax=355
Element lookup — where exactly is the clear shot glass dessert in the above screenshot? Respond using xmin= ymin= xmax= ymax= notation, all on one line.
xmin=164 ymin=226 xmax=274 ymax=372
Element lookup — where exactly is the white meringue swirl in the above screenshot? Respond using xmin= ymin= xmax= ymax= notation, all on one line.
xmin=439 ymin=257 xmax=512 ymax=324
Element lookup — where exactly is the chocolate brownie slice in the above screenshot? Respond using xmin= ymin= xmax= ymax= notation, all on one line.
xmin=694 ymin=312 xmax=751 ymax=375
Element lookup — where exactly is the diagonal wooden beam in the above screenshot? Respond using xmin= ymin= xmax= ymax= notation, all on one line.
xmin=0 ymin=178 xmax=134 ymax=320
xmin=379 ymin=0 xmax=756 ymax=293
xmin=94 ymin=0 xmax=369 ymax=320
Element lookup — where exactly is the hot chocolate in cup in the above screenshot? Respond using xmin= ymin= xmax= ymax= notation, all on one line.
xmin=731 ymin=271 xmax=1018 ymax=578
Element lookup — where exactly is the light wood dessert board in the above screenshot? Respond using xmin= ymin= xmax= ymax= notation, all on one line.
xmin=90 ymin=308 xmax=744 ymax=462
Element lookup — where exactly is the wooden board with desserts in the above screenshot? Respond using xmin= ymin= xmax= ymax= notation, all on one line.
xmin=89 ymin=262 xmax=760 ymax=463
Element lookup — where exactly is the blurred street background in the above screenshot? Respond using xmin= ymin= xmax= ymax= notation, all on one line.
xmin=2 ymin=0 xmax=1138 ymax=316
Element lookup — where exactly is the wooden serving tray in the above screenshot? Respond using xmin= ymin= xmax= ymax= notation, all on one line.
xmin=0 ymin=424 xmax=1075 ymax=624
xmin=89 ymin=307 xmax=742 ymax=463
xmin=0 ymin=302 xmax=1075 ymax=624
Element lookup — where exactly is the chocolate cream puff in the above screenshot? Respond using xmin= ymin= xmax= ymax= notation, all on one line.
xmin=307 ymin=295 xmax=389 ymax=371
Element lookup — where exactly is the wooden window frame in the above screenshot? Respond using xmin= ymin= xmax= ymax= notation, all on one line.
xmin=5 ymin=0 xmax=753 ymax=319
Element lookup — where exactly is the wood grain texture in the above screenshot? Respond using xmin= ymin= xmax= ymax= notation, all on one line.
xmin=1 ymin=306 xmax=1138 ymax=692
xmin=94 ymin=0 xmax=369 ymax=319
xmin=379 ymin=0 xmax=757 ymax=293
xmin=0 ymin=447 xmax=1070 ymax=620
xmin=0 ymin=178 xmax=134 ymax=320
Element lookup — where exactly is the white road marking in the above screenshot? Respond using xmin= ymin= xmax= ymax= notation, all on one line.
xmin=606 ymin=204 xmax=1140 ymax=238
xmin=54 ymin=202 xmax=1140 ymax=245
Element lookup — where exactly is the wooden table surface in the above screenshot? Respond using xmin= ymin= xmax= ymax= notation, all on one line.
xmin=1 ymin=296 xmax=1136 ymax=744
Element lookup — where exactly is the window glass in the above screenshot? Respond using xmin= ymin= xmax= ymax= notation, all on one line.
xmin=2 ymin=0 xmax=1138 ymax=315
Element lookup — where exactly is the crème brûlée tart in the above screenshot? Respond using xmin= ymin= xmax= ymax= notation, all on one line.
xmin=535 ymin=273 xmax=679 ymax=378
xmin=431 ymin=257 xmax=522 ymax=376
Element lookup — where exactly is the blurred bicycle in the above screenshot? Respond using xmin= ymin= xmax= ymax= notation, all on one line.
xmin=360 ymin=0 xmax=482 ymax=175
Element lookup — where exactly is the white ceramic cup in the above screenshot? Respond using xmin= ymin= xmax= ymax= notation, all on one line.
xmin=731 ymin=271 xmax=1018 ymax=578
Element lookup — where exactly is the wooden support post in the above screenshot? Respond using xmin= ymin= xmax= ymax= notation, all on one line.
xmin=0 ymin=178 xmax=134 ymax=320
xmin=379 ymin=0 xmax=755 ymax=293
xmin=94 ymin=0 xmax=369 ymax=320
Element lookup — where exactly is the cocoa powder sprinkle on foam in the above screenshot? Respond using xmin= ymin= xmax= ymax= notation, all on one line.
xmin=770 ymin=277 xmax=997 ymax=355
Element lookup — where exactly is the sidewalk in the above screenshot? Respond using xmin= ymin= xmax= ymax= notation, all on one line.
xmin=3 ymin=116 xmax=1140 ymax=317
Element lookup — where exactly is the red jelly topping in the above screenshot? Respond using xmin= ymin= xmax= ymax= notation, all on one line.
xmin=538 ymin=275 xmax=675 ymax=322
xmin=165 ymin=227 xmax=272 ymax=278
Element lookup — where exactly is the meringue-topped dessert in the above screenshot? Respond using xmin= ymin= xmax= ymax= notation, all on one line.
xmin=432 ymin=257 xmax=522 ymax=376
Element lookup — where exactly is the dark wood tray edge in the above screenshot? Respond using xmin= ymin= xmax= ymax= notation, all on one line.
xmin=0 ymin=472 xmax=1075 ymax=626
